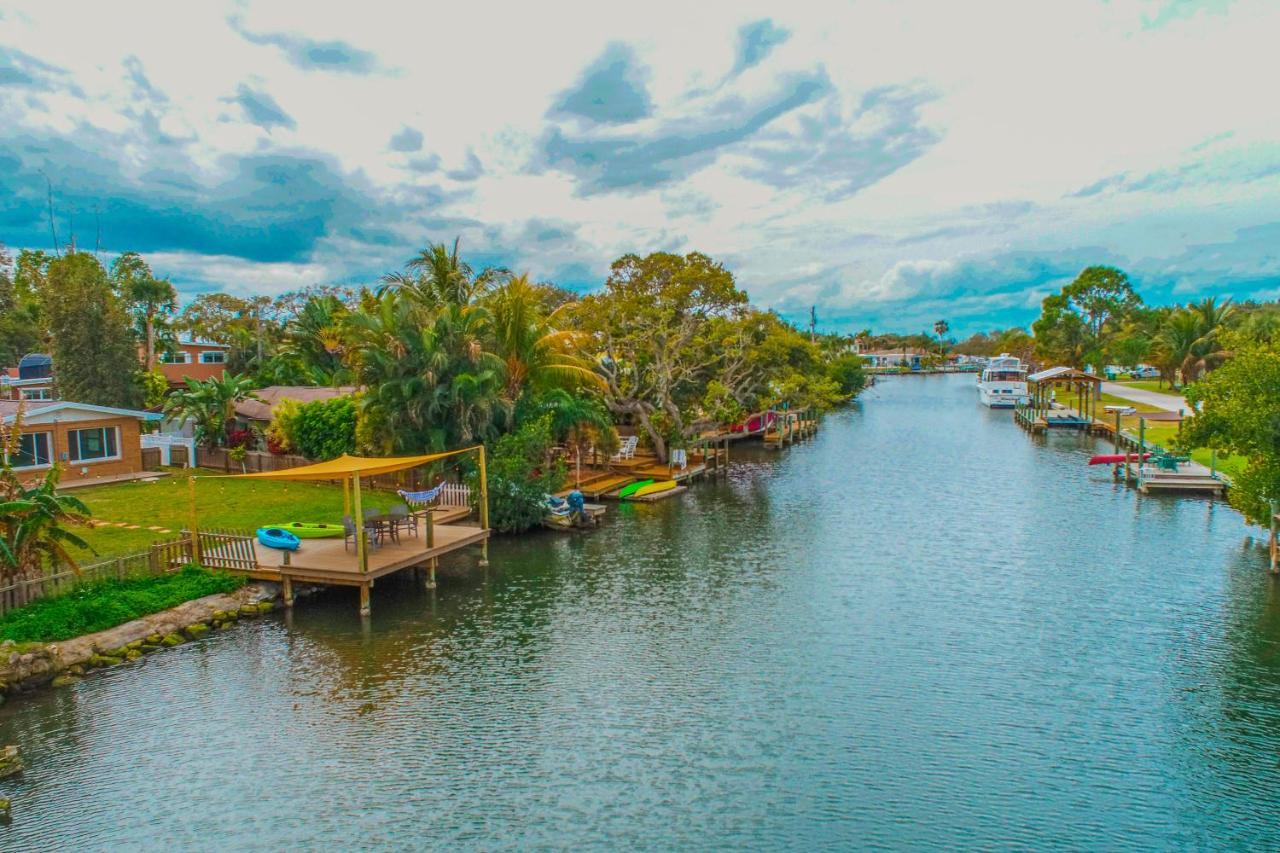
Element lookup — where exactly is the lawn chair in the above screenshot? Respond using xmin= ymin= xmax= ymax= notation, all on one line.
xmin=611 ymin=435 xmax=639 ymax=462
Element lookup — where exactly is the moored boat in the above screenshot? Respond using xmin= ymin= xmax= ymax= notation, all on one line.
xmin=977 ymin=354 xmax=1030 ymax=408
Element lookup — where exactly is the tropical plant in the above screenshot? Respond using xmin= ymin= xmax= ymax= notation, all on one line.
xmin=347 ymin=292 xmax=508 ymax=454
xmin=0 ymin=419 xmax=93 ymax=581
xmin=486 ymin=272 xmax=602 ymax=400
xmin=476 ymin=415 xmax=564 ymax=534
xmin=163 ymin=373 xmax=259 ymax=448
xmin=381 ymin=238 xmax=505 ymax=308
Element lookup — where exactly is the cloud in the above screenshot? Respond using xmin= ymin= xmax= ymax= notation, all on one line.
xmin=733 ymin=19 xmax=790 ymax=74
xmin=229 ymin=16 xmax=380 ymax=74
xmin=0 ymin=120 xmax=393 ymax=265
xmin=540 ymin=69 xmax=831 ymax=193
xmin=0 ymin=46 xmax=80 ymax=94
xmin=230 ymin=83 xmax=295 ymax=131
xmin=445 ymin=149 xmax=484 ymax=182
xmin=1070 ymin=143 xmax=1280 ymax=197
xmin=388 ymin=126 xmax=423 ymax=152
xmin=737 ymin=83 xmax=940 ymax=200
xmin=549 ymin=43 xmax=652 ymax=125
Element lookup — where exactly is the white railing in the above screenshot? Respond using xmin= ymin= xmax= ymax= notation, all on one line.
xmin=439 ymin=483 xmax=471 ymax=508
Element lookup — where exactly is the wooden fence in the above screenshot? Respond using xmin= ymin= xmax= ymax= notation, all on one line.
xmin=0 ymin=536 xmax=191 ymax=618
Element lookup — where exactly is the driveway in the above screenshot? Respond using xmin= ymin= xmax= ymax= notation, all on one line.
xmin=1101 ymin=382 xmax=1189 ymax=413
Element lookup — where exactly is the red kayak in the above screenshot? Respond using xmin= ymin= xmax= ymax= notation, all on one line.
xmin=1088 ymin=453 xmax=1151 ymax=465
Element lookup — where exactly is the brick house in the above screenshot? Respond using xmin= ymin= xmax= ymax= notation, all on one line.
xmin=1 ymin=400 xmax=160 ymax=487
xmin=156 ymin=339 xmax=231 ymax=386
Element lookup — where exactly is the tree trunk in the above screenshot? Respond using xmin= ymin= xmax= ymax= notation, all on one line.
xmin=634 ymin=408 xmax=668 ymax=463
xmin=145 ymin=316 xmax=156 ymax=370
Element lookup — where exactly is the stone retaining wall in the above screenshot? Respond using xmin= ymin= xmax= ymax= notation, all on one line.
xmin=0 ymin=582 xmax=282 ymax=698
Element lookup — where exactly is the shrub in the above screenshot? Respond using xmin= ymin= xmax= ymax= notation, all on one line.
xmin=827 ymin=353 xmax=868 ymax=398
xmin=265 ymin=397 xmax=302 ymax=455
xmin=0 ymin=565 xmax=245 ymax=643
xmin=293 ymin=396 xmax=357 ymax=460
xmin=225 ymin=428 xmax=257 ymax=450
xmin=477 ymin=415 xmax=564 ymax=534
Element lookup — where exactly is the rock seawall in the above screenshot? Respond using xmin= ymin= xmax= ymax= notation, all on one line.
xmin=0 ymin=583 xmax=281 ymax=698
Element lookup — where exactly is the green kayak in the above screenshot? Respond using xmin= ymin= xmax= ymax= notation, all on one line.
xmin=616 ymin=479 xmax=653 ymax=499
xmin=264 ymin=522 xmax=345 ymax=539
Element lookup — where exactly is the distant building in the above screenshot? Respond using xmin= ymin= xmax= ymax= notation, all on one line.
xmin=155 ymin=339 xmax=231 ymax=386
xmin=1 ymin=353 xmax=55 ymax=401
xmin=1 ymin=399 xmax=161 ymax=486
xmin=859 ymin=348 xmax=928 ymax=369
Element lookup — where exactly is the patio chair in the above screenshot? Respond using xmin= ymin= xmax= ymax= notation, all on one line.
xmin=388 ymin=503 xmax=417 ymax=538
xmin=345 ymin=515 xmax=381 ymax=551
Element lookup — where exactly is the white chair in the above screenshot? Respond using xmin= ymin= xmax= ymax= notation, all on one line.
xmin=611 ymin=435 xmax=639 ymax=462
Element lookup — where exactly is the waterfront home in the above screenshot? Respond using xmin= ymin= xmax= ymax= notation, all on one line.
xmin=1 ymin=399 xmax=161 ymax=486
xmin=156 ymin=339 xmax=231 ymax=387
xmin=1 ymin=353 xmax=55 ymax=401
xmin=859 ymin=348 xmax=928 ymax=370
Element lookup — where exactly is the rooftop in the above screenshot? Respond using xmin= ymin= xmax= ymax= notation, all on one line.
xmin=235 ymin=385 xmax=357 ymax=421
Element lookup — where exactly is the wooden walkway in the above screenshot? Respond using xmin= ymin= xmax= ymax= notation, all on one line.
xmin=204 ymin=521 xmax=489 ymax=615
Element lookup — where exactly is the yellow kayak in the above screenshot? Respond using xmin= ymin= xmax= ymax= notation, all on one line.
xmin=629 ymin=480 xmax=677 ymax=498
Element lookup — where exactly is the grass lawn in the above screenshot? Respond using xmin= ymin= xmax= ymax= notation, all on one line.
xmin=1113 ymin=379 xmax=1182 ymax=395
xmin=1111 ymin=413 xmax=1246 ymax=478
xmin=68 ymin=468 xmax=403 ymax=561
xmin=0 ymin=566 xmax=244 ymax=643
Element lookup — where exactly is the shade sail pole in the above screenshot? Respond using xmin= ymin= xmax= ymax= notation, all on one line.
xmin=352 ymin=473 xmax=367 ymax=576
xmin=342 ymin=477 xmax=350 ymax=519
xmin=478 ymin=445 xmax=490 ymax=566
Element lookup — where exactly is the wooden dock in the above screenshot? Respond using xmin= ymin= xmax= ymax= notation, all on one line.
xmin=202 ymin=521 xmax=489 ymax=615
xmin=1136 ymin=461 xmax=1225 ymax=495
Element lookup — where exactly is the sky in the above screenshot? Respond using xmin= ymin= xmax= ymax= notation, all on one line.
xmin=2 ymin=0 xmax=1278 ymax=336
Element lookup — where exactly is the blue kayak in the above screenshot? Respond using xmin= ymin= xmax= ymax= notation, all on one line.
xmin=257 ymin=527 xmax=301 ymax=551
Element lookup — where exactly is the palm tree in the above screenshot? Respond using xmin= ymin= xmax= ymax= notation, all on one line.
xmin=347 ymin=293 xmax=508 ymax=453
xmin=111 ymin=252 xmax=177 ymax=369
xmin=1180 ymin=297 xmax=1235 ymax=383
xmin=487 ymin=273 xmax=604 ymax=400
xmin=382 ymin=238 xmax=507 ymax=308
xmin=0 ymin=421 xmax=92 ymax=581
xmin=276 ymin=294 xmax=351 ymax=384
xmin=163 ymin=373 xmax=259 ymax=448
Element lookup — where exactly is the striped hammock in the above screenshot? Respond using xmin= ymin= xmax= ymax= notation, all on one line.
xmin=397 ymin=484 xmax=443 ymax=506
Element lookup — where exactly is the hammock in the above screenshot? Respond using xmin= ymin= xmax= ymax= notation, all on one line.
xmin=397 ymin=484 xmax=444 ymax=506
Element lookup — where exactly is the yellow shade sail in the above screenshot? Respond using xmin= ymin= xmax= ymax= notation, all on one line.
xmin=232 ymin=449 xmax=478 ymax=481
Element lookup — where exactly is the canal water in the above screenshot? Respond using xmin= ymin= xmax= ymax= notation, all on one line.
xmin=3 ymin=374 xmax=1278 ymax=850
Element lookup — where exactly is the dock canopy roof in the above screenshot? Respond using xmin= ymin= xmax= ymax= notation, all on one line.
xmin=1028 ymin=366 xmax=1102 ymax=384
xmin=233 ymin=450 xmax=475 ymax=481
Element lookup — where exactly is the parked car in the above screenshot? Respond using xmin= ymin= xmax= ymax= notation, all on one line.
xmin=1129 ymin=365 xmax=1160 ymax=379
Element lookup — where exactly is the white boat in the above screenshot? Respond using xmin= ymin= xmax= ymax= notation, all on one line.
xmin=977 ymin=354 xmax=1029 ymax=408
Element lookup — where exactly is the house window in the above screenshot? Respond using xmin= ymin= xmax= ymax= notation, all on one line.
xmin=20 ymin=388 xmax=52 ymax=401
xmin=160 ymin=351 xmax=191 ymax=364
xmin=68 ymin=426 xmax=119 ymax=463
xmin=8 ymin=431 xmax=52 ymax=469
xmin=199 ymin=351 xmax=226 ymax=364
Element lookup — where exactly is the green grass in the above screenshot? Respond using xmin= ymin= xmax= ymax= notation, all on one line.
xmin=1121 ymin=417 xmax=1246 ymax=478
xmin=69 ymin=468 xmax=401 ymax=561
xmin=1113 ymin=379 xmax=1181 ymax=395
xmin=0 ymin=565 xmax=245 ymax=643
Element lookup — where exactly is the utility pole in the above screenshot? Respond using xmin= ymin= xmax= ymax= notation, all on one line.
xmin=809 ymin=306 xmax=816 ymax=343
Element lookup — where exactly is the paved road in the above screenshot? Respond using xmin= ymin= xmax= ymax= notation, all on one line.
xmin=1101 ymin=382 xmax=1189 ymax=413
